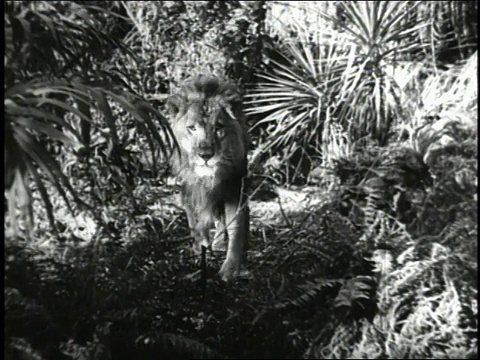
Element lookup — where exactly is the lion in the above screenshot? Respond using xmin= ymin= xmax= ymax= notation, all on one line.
xmin=166 ymin=76 xmax=250 ymax=281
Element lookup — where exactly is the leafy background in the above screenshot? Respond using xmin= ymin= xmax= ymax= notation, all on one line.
xmin=4 ymin=1 xmax=477 ymax=359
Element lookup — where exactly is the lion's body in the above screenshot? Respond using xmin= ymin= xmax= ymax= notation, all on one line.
xmin=167 ymin=77 xmax=250 ymax=280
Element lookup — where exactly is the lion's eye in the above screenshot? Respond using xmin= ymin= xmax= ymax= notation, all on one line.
xmin=216 ymin=126 xmax=225 ymax=137
xmin=187 ymin=125 xmax=196 ymax=132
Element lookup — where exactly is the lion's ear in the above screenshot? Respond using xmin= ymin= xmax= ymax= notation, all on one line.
xmin=166 ymin=95 xmax=185 ymax=118
xmin=222 ymin=88 xmax=242 ymax=105
xmin=219 ymin=89 xmax=243 ymax=117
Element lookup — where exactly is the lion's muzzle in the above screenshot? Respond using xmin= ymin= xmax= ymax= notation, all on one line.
xmin=198 ymin=140 xmax=215 ymax=161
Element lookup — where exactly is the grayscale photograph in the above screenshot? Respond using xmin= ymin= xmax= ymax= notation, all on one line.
xmin=5 ymin=1 xmax=477 ymax=358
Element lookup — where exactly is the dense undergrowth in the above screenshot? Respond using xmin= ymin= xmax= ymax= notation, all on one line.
xmin=5 ymin=1 xmax=477 ymax=359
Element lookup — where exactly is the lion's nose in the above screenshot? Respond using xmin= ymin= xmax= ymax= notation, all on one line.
xmin=199 ymin=149 xmax=214 ymax=161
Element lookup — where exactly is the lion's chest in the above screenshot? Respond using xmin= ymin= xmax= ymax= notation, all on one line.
xmin=181 ymin=172 xmax=225 ymax=221
xmin=192 ymin=164 xmax=217 ymax=179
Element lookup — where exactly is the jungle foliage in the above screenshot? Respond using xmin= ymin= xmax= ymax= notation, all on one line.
xmin=4 ymin=1 xmax=477 ymax=359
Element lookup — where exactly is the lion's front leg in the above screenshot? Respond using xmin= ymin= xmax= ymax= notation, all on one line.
xmin=212 ymin=218 xmax=227 ymax=251
xmin=183 ymin=202 xmax=210 ymax=254
xmin=219 ymin=200 xmax=248 ymax=281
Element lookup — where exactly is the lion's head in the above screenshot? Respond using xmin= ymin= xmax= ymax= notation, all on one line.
xmin=167 ymin=76 xmax=250 ymax=186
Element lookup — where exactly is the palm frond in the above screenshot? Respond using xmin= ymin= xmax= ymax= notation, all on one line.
xmin=5 ymin=72 xmax=173 ymax=239
xmin=4 ymin=1 xmax=176 ymax=235
xmin=312 ymin=1 xmax=432 ymax=144
xmin=5 ymin=1 xmax=130 ymax=80
xmin=246 ymin=36 xmax=333 ymax=182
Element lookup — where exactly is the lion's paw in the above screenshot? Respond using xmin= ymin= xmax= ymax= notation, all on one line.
xmin=192 ymin=241 xmax=202 ymax=255
xmin=219 ymin=258 xmax=241 ymax=281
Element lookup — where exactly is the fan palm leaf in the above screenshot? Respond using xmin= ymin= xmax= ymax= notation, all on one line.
xmin=248 ymin=1 xmax=432 ymax=163
xmin=4 ymin=1 xmax=174 ymax=238
xmin=317 ymin=1 xmax=429 ymax=143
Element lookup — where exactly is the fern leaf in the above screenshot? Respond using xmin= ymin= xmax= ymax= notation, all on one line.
xmin=136 ymin=332 xmax=221 ymax=359
xmin=371 ymin=249 xmax=394 ymax=278
xmin=276 ymin=278 xmax=342 ymax=309
xmin=335 ymin=276 xmax=373 ymax=309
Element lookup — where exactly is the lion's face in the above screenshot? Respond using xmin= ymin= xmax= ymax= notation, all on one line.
xmin=173 ymin=100 xmax=245 ymax=179
xmin=167 ymin=85 xmax=249 ymax=184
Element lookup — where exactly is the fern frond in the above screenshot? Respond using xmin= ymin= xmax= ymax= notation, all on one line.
xmin=316 ymin=320 xmax=363 ymax=359
xmin=370 ymin=249 xmax=394 ymax=279
xmin=443 ymin=218 xmax=476 ymax=244
xmin=297 ymin=235 xmax=334 ymax=262
xmin=276 ymin=278 xmax=342 ymax=309
xmin=319 ymin=236 xmax=477 ymax=359
xmin=335 ymin=276 xmax=374 ymax=309
xmin=156 ymin=332 xmax=221 ymax=359
xmin=7 ymin=337 xmax=45 ymax=360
